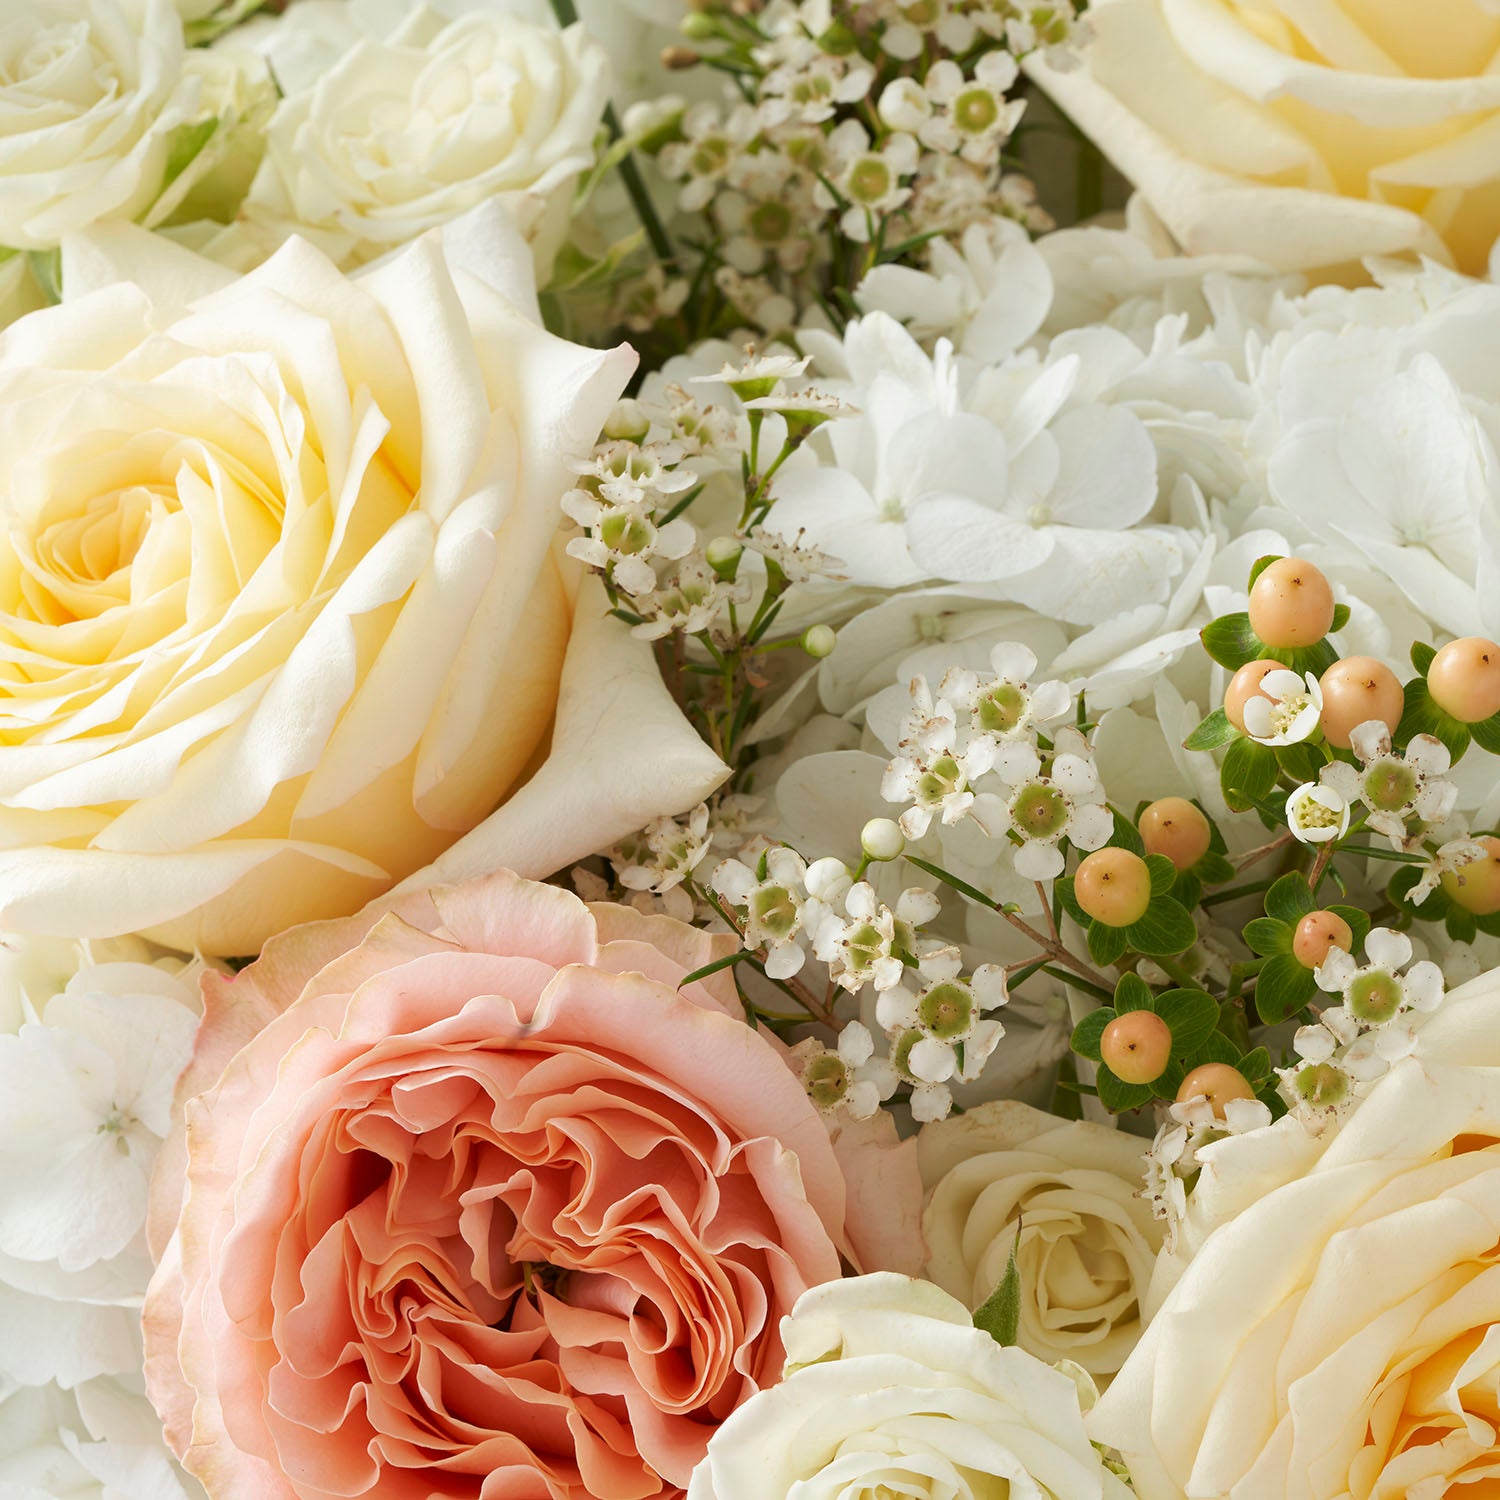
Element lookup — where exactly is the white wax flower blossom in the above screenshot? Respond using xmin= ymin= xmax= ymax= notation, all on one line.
xmin=572 ymin=439 xmax=699 ymax=507
xmin=686 ymin=1273 xmax=1133 ymax=1500
xmin=1142 ymin=1091 xmax=1272 ymax=1250
xmin=875 ymin=951 xmax=1008 ymax=1086
xmin=916 ymin=54 xmax=1025 ymax=168
xmin=881 ymin=679 xmax=997 ymax=838
xmin=1314 ymin=927 xmax=1445 ymax=1042
xmin=994 ymin=727 xmax=1114 ymax=880
xmin=1411 ymin=835 xmax=1489 ymax=905
xmin=1286 ymin=782 xmax=1351 ymax=846
xmin=788 ymin=1024 xmax=885 ymax=1121
xmin=812 ymin=882 xmax=940 ymax=995
xmin=562 ymin=494 xmax=698 ymax=597
xmin=942 ymin=642 xmax=1073 ymax=744
xmin=1240 ymin=668 xmax=1323 ymax=746
xmin=234 ymin=0 xmax=611 ymax=278
xmin=660 ymin=101 xmax=758 ymax=212
xmin=819 ymin=122 xmax=919 ymax=242
xmin=711 ymin=845 xmax=841 ymax=980
xmin=612 ymin=804 xmax=712 ymax=896
xmin=630 ymin=560 xmax=753 ymax=642
xmin=1319 ymin=722 xmax=1456 ymax=850
xmin=692 ymin=352 xmax=811 ymax=401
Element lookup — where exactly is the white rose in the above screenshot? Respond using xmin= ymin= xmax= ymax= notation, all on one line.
xmin=234 ymin=0 xmax=610 ymax=279
xmin=0 ymin=206 xmax=724 ymax=956
xmin=687 ymin=1272 xmax=1133 ymax=1500
xmin=1031 ymin=0 xmax=1500 ymax=275
xmin=919 ymin=1100 xmax=1164 ymax=1379
xmin=0 ymin=0 xmax=254 ymax=254
xmin=1093 ymin=967 xmax=1500 ymax=1497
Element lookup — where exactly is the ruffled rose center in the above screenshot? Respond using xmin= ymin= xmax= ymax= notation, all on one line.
xmin=248 ymin=1050 xmax=796 ymax=1500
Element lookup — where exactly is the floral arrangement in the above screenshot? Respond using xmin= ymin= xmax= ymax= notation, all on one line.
xmin=7 ymin=2 xmax=1500 ymax=1499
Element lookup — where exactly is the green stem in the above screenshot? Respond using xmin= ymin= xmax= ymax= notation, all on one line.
xmin=549 ymin=0 xmax=677 ymax=267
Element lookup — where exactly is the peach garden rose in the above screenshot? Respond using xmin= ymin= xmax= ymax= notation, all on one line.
xmin=143 ymin=870 xmax=924 ymax=1500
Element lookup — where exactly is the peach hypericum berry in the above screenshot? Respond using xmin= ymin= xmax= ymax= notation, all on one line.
xmin=1427 ymin=637 xmax=1500 ymax=724
xmin=1074 ymin=848 xmax=1153 ymax=928
xmin=1318 ymin=656 xmax=1403 ymax=749
xmin=1248 ymin=557 xmax=1336 ymax=648
xmin=1138 ymin=798 xmax=1211 ymax=872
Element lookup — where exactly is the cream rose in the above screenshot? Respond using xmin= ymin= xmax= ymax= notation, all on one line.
xmin=919 ymin=1100 xmax=1163 ymax=1379
xmin=231 ymin=0 xmax=610 ymax=280
xmin=687 ymin=1272 xmax=1133 ymax=1500
xmin=1032 ymin=0 xmax=1500 ymax=275
xmin=1092 ymin=968 xmax=1500 ymax=1498
xmin=0 ymin=207 xmax=723 ymax=957
xmin=0 ymin=0 xmax=263 ymax=254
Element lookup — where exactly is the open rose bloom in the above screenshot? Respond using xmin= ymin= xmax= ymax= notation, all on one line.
xmin=143 ymin=871 xmax=922 ymax=1500
xmin=0 ymin=209 xmax=723 ymax=956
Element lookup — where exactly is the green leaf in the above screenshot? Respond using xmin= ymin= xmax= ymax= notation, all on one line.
xmin=1328 ymin=903 xmax=1371 ymax=952
xmin=1449 ymin=906 xmax=1481 ymax=943
xmin=1199 ymin=1030 xmax=1244 ymax=1065
xmin=1184 ymin=708 xmax=1237 ymax=752
xmin=1070 ymin=1008 xmax=1114 ymax=1062
xmin=1146 ymin=854 xmax=1178 ymax=898
xmin=1243 ymin=916 xmax=1292 ymax=956
xmin=1220 ymin=736 xmax=1278 ymax=812
xmin=1410 ymin=640 xmax=1437 ymax=675
xmin=1150 ymin=1059 xmax=1187 ymax=1102
xmin=1397 ymin=677 xmax=1470 ymax=764
xmin=1194 ymin=850 xmax=1235 ymax=887
xmin=1254 ymin=953 xmax=1318 ymax=1026
xmin=1095 ymin=1066 xmax=1154 ymax=1114
xmin=1201 ymin=612 xmax=1262 ymax=672
xmin=1329 ymin=603 xmax=1351 ymax=633
xmin=1086 ymin=919 xmax=1128 ymax=968
xmin=1113 ymin=972 xmax=1154 ymax=1014
xmin=1239 ymin=1046 xmax=1273 ymax=1086
xmin=972 ymin=1237 xmax=1022 ymax=1348
xmin=1155 ymin=988 xmax=1219 ymax=1056
xmin=1055 ymin=876 xmax=1088 ymax=927
xmin=1271 ymin=639 xmax=1339 ymax=678
xmin=1470 ymin=710 xmax=1500 ymax=757
xmin=1247 ymin=554 xmax=1284 ymax=589
xmin=1265 ymin=872 xmax=1315 ymax=925
xmin=1109 ymin=809 xmax=1145 ymax=856
xmin=1125 ymin=898 xmax=1198 ymax=957
xmin=1173 ymin=871 xmax=1204 ymax=911
xmin=1275 ymin=740 xmax=1324 ymax=785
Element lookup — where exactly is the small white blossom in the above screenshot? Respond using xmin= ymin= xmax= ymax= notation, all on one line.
xmin=788 ymin=1024 xmax=886 ymax=1121
xmin=1286 ymin=782 xmax=1351 ymax=845
xmin=812 ymin=882 xmax=940 ymax=994
xmin=819 ymin=121 xmax=919 ymax=242
xmin=613 ymin=805 xmax=712 ymax=895
xmin=938 ymin=641 xmax=1073 ymax=745
xmin=1411 ymin=834 xmax=1488 ymax=905
xmin=874 ymin=950 xmax=1008 ymax=1088
xmin=993 ymin=727 xmax=1113 ymax=880
xmin=1320 ymin=722 xmax=1456 ymax=849
xmin=1240 ymin=669 xmax=1323 ymax=746
xmin=1313 ymin=927 xmax=1445 ymax=1042
xmin=1144 ymin=1092 xmax=1272 ymax=1250
xmin=712 ymin=845 xmax=834 ymax=979
xmin=660 ymin=101 xmax=757 ymax=211
xmin=917 ymin=54 xmax=1025 ymax=168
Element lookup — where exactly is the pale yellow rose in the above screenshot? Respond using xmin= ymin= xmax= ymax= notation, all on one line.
xmin=1093 ymin=968 xmax=1500 ymax=1498
xmin=0 ymin=207 xmax=724 ymax=957
xmin=919 ymin=1100 xmax=1163 ymax=1379
xmin=1032 ymin=0 xmax=1500 ymax=275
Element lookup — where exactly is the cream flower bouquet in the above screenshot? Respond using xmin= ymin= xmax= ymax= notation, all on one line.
xmin=8 ymin=2 xmax=1500 ymax=1499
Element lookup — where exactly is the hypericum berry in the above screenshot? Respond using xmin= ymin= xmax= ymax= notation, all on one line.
xmin=1074 ymin=848 xmax=1152 ymax=928
xmin=1138 ymin=798 xmax=1211 ymax=872
xmin=1428 ymin=637 xmax=1500 ymax=723
xmin=1442 ymin=835 xmax=1500 ymax=915
xmin=1248 ymin=557 xmax=1336 ymax=648
xmin=1101 ymin=1011 xmax=1173 ymax=1084
xmin=1318 ymin=656 xmax=1403 ymax=749
xmin=1177 ymin=1063 xmax=1255 ymax=1119
xmin=1224 ymin=659 xmax=1284 ymax=733
xmin=1292 ymin=910 xmax=1353 ymax=969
